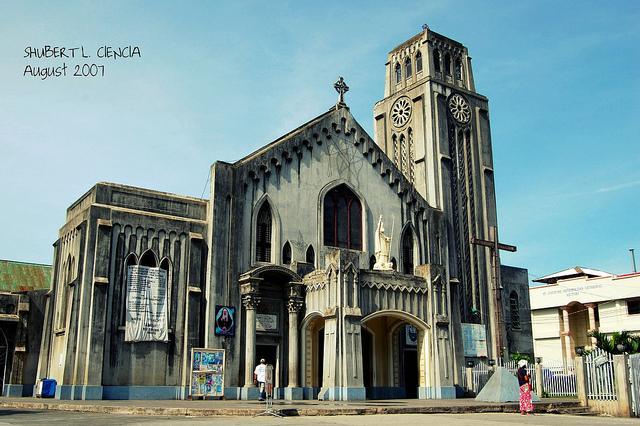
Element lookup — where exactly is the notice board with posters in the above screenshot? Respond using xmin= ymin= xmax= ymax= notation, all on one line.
xmin=190 ymin=348 xmax=225 ymax=399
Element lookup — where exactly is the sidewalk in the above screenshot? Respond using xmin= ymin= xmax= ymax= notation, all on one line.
xmin=0 ymin=397 xmax=582 ymax=417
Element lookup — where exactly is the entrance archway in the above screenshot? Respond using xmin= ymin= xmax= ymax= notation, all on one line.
xmin=300 ymin=313 xmax=325 ymax=399
xmin=361 ymin=310 xmax=430 ymax=399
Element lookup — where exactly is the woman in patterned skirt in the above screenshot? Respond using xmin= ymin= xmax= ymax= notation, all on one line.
xmin=517 ymin=359 xmax=534 ymax=415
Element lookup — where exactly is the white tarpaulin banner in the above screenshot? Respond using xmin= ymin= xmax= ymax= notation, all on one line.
xmin=125 ymin=265 xmax=169 ymax=342
xmin=462 ymin=323 xmax=488 ymax=357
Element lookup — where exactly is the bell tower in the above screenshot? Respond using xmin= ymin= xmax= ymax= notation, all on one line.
xmin=373 ymin=27 xmax=503 ymax=362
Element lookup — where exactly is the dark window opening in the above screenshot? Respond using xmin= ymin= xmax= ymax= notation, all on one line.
xmin=306 ymin=245 xmax=315 ymax=265
xmin=628 ymin=300 xmax=640 ymax=315
xmin=140 ymin=250 xmax=157 ymax=267
xmin=444 ymin=53 xmax=451 ymax=75
xmin=510 ymin=291 xmax=521 ymax=329
xmin=402 ymin=230 xmax=414 ymax=274
xmin=282 ymin=241 xmax=292 ymax=265
xmin=416 ymin=51 xmax=423 ymax=73
xmin=433 ymin=50 xmax=441 ymax=73
xmin=323 ymin=184 xmax=362 ymax=250
xmin=256 ymin=203 xmax=272 ymax=262
xmin=369 ymin=255 xmax=376 ymax=270
xmin=455 ymin=57 xmax=463 ymax=80
xmin=404 ymin=57 xmax=412 ymax=79
xmin=395 ymin=63 xmax=401 ymax=83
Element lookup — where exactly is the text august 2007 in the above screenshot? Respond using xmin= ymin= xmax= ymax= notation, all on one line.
xmin=23 ymin=45 xmax=141 ymax=80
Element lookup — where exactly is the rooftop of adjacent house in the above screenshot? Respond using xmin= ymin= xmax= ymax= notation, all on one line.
xmin=0 ymin=259 xmax=52 ymax=292
xmin=533 ymin=266 xmax=612 ymax=285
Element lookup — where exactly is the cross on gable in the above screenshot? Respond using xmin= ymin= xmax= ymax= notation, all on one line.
xmin=334 ymin=76 xmax=349 ymax=107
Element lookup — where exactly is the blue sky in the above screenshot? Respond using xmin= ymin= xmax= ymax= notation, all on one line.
xmin=1 ymin=1 xmax=638 ymax=283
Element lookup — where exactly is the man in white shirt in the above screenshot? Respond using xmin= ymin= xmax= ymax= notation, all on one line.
xmin=253 ymin=358 xmax=267 ymax=401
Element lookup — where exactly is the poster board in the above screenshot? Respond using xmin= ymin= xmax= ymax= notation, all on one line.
xmin=190 ymin=348 xmax=225 ymax=399
xmin=462 ymin=323 xmax=488 ymax=357
xmin=125 ymin=265 xmax=168 ymax=342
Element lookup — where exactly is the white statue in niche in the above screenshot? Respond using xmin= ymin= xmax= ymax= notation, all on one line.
xmin=374 ymin=215 xmax=394 ymax=271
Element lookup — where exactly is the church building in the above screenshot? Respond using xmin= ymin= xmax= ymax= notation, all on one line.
xmin=33 ymin=27 xmax=531 ymax=401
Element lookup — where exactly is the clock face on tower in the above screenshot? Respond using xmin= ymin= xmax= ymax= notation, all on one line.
xmin=448 ymin=93 xmax=471 ymax=125
xmin=391 ymin=96 xmax=412 ymax=128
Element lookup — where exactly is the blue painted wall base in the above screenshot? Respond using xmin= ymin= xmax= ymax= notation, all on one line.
xmin=102 ymin=386 xmax=186 ymax=400
xmin=55 ymin=384 xmax=73 ymax=399
xmin=240 ymin=386 xmax=260 ymax=400
xmin=223 ymin=387 xmax=241 ymax=400
xmin=3 ymin=384 xmax=28 ymax=397
xmin=418 ymin=386 xmax=456 ymax=399
xmin=302 ymin=387 xmax=319 ymax=400
xmin=283 ymin=387 xmax=303 ymax=400
xmin=318 ymin=386 xmax=366 ymax=401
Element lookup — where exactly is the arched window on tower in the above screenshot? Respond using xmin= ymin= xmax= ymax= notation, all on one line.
xmin=282 ymin=241 xmax=292 ymax=265
xmin=455 ymin=57 xmax=463 ymax=80
xmin=416 ymin=51 xmax=423 ymax=73
xmin=510 ymin=291 xmax=521 ymax=329
xmin=323 ymin=184 xmax=362 ymax=250
xmin=305 ymin=245 xmax=315 ymax=265
xmin=400 ymin=134 xmax=408 ymax=175
xmin=444 ymin=53 xmax=452 ymax=76
xmin=395 ymin=63 xmax=401 ymax=83
xmin=408 ymin=128 xmax=415 ymax=183
xmin=433 ymin=49 xmax=441 ymax=73
xmin=392 ymin=134 xmax=399 ymax=167
xmin=404 ymin=57 xmax=412 ymax=79
xmin=401 ymin=229 xmax=414 ymax=274
xmin=256 ymin=203 xmax=272 ymax=262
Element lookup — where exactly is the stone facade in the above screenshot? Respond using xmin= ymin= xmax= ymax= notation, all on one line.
xmin=501 ymin=265 xmax=534 ymax=357
xmin=35 ymin=28 xmax=529 ymax=401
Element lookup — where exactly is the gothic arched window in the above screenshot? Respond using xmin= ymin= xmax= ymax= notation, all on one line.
xmin=510 ymin=291 xmax=521 ymax=329
xmin=455 ymin=57 xmax=463 ymax=80
xmin=401 ymin=229 xmax=414 ymax=274
xmin=140 ymin=250 xmax=158 ymax=267
xmin=323 ymin=184 xmax=362 ymax=250
xmin=416 ymin=51 xmax=423 ymax=73
xmin=404 ymin=57 xmax=412 ymax=79
xmin=282 ymin=241 xmax=292 ymax=265
xmin=433 ymin=50 xmax=441 ymax=73
xmin=395 ymin=63 xmax=402 ymax=83
xmin=444 ymin=53 xmax=451 ymax=75
xmin=256 ymin=203 xmax=272 ymax=262
xmin=306 ymin=245 xmax=315 ymax=265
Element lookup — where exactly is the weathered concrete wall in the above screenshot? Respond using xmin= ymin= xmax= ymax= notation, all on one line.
xmin=39 ymin=183 xmax=208 ymax=399
xmin=501 ymin=265 xmax=534 ymax=357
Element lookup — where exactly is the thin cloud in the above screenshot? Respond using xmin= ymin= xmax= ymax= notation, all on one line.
xmin=594 ymin=179 xmax=640 ymax=194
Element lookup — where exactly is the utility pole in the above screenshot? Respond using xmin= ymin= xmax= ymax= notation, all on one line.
xmin=471 ymin=226 xmax=516 ymax=361
xmin=630 ymin=248 xmax=637 ymax=273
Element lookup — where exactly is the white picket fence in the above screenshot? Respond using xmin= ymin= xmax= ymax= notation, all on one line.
xmin=462 ymin=358 xmax=575 ymax=397
xmin=541 ymin=359 xmax=577 ymax=397
xmin=585 ymin=348 xmax=617 ymax=400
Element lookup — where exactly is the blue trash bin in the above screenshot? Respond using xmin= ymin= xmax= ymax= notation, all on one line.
xmin=41 ymin=379 xmax=56 ymax=398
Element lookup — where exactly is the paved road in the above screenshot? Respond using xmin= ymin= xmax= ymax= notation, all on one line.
xmin=0 ymin=409 xmax=637 ymax=426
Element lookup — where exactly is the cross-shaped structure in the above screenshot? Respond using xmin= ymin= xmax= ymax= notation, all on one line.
xmin=470 ymin=225 xmax=517 ymax=360
xmin=334 ymin=76 xmax=349 ymax=109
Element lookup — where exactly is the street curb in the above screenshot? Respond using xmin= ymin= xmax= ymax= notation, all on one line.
xmin=0 ymin=400 xmax=583 ymax=417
